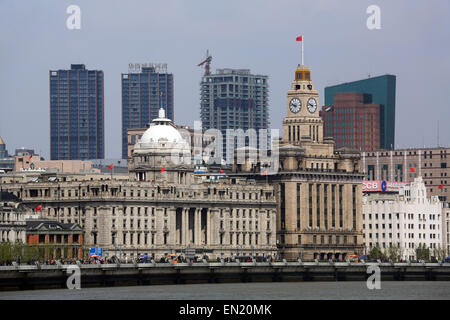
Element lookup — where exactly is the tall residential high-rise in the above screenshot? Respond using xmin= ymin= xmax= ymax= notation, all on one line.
xmin=121 ymin=66 xmax=174 ymax=159
xmin=50 ymin=64 xmax=104 ymax=160
xmin=200 ymin=68 xmax=269 ymax=161
xmin=320 ymin=92 xmax=381 ymax=151
xmin=324 ymin=75 xmax=396 ymax=150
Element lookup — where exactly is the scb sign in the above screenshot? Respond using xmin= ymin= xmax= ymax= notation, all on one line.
xmin=363 ymin=181 xmax=382 ymax=191
xmin=363 ymin=180 xmax=408 ymax=193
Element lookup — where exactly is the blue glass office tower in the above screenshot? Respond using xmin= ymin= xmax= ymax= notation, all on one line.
xmin=121 ymin=66 xmax=174 ymax=159
xmin=50 ymin=64 xmax=104 ymax=160
xmin=324 ymin=75 xmax=396 ymax=150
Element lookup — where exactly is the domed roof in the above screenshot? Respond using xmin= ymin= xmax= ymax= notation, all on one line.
xmin=140 ymin=122 xmax=184 ymax=144
xmin=139 ymin=108 xmax=184 ymax=144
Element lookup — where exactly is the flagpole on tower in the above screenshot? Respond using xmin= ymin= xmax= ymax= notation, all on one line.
xmin=302 ymin=35 xmax=304 ymax=66
xmin=296 ymin=35 xmax=304 ymax=65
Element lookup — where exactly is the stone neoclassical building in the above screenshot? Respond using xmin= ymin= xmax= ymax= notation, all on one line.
xmin=0 ymin=109 xmax=277 ymax=260
xmin=232 ymin=64 xmax=365 ymax=260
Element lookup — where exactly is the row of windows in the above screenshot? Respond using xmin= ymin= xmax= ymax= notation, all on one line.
xmin=364 ymin=232 xmax=439 ymax=240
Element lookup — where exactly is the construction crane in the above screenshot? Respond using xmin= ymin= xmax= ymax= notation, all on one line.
xmin=197 ymin=50 xmax=212 ymax=76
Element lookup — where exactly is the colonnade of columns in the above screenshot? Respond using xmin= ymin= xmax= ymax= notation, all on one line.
xmin=0 ymin=229 xmax=25 ymax=242
xmin=177 ymin=208 xmax=213 ymax=247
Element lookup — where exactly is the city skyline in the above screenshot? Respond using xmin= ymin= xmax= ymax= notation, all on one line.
xmin=1 ymin=0 xmax=449 ymax=159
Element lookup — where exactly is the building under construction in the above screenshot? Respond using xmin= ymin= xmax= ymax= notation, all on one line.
xmin=199 ymin=64 xmax=269 ymax=162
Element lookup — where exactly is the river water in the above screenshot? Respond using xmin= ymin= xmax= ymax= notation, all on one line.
xmin=0 ymin=281 xmax=449 ymax=300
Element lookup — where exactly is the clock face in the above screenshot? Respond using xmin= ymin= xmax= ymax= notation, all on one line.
xmin=307 ymin=98 xmax=317 ymax=113
xmin=289 ymin=98 xmax=301 ymax=113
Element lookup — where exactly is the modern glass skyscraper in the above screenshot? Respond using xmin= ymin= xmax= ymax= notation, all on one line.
xmin=200 ymin=68 xmax=269 ymax=161
xmin=324 ymin=75 xmax=396 ymax=150
xmin=50 ymin=64 xmax=104 ymax=160
xmin=121 ymin=66 xmax=174 ymax=159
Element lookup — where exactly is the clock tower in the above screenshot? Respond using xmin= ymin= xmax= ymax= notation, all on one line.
xmin=231 ymin=52 xmax=365 ymax=261
xmin=283 ymin=65 xmax=323 ymax=145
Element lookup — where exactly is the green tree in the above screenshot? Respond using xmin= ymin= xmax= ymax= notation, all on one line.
xmin=432 ymin=245 xmax=447 ymax=262
xmin=0 ymin=242 xmax=13 ymax=262
xmin=369 ymin=245 xmax=383 ymax=260
xmin=387 ymin=244 xmax=403 ymax=262
xmin=415 ymin=244 xmax=430 ymax=261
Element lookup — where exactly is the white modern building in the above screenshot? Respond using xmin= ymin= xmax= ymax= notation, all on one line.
xmin=443 ymin=202 xmax=450 ymax=255
xmin=362 ymin=177 xmax=444 ymax=261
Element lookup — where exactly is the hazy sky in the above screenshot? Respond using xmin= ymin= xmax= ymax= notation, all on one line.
xmin=0 ymin=0 xmax=449 ymax=159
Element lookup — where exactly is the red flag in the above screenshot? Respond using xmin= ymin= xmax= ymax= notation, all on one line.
xmin=29 ymin=155 xmax=33 ymax=159
xmin=35 ymin=205 xmax=42 ymax=212
xmin=261 ymin=171 xmax=268 ymax=176
xmin=160 ymin=167 xmax=165 ymax=173
xmin=296 ymin=35 xmax=302 ymax=41
xmin=108 ymin=164 xmax=113 ymax=170
xmin=220 ymin=169 xmax=223 ymax=173
xmin=410 ymin=167 xmax=415 ymax=173
xmin=438 ymin=184 xmax=444 ymax=189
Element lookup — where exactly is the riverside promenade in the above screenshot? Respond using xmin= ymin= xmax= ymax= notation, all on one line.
xmin=1 ymin=260 xmax=449 ymax=291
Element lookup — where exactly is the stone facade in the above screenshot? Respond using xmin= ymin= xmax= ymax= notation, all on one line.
xmin=0 ymin=173 xmax=277 ymax=260
xmin=0 ymin=200 xmax=27 ymax=243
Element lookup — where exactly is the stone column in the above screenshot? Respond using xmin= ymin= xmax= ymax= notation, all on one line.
xmin=167 ymin=207 xmax=175 ymax=246
xmin=98 ymin=206 xmax=111 ymax=248
xmin=181 ymin=208 xmax=187 ymax=245
xmin=195 ymin=209 xmax=201 ymax=245
xmin=185 ymin=208 xmax=190 ymax=245
xmin=206 ymin=209 xmax=212 ymax=246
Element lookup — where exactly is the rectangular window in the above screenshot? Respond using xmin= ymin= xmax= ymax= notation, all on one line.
xmin=324 ymin=184 xmax=328 ymax=229
xmin=309 ymin=184 xmax=313 ymax=228
xmin=339 ymin=185 xmax=343 ymax=228
xmin=352 ymin=185 xmax=357 ymax=230
xmin=332 ymin=185 xmax=336 ymax=228
xmin=316 ymin=184 xmax=320 ymax=228
xmin=280 ymin=183 xmax=286 ymax=230
xmin=297 ymin=183 xmax=301 ymax=229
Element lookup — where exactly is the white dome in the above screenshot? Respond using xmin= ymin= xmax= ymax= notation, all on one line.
xmin=134 ymin=108 xmax=189 ymax=152
xmin=140 ymin=123 xmax=184 ymax=144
